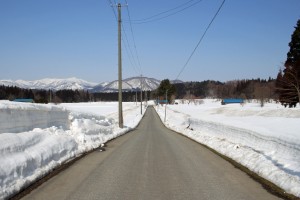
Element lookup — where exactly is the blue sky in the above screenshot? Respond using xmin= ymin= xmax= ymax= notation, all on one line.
xmin=0 ymin=0 xmax=299 ymax=83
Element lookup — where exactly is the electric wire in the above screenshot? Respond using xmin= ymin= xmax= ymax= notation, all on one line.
xmin=124 ymin=0 xmax=143 ymax=75
xmin=112 ymin=0 xmax=141 ymax=75
xmin=131 ymin=0 xmax=196 ymax=22
xmin=122 ymin=34 xmax=137 ymax=74
xmin=107 ymin=0 xmax=117 ymax=20
xmin=107 ymin=0 xmax=141 ymax=75
xmin=175 ymin=0 xmax=226 ymax=80
xmin=127 ymin=0 xmax=203 ymax=24
xmin=121 ymin=24 xmax=140 ymax=74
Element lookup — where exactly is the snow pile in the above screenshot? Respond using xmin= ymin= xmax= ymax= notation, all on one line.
xmin=0 ymin=101 xmax=144 ymax=199
xmin=155 ymin=99 xmax=300 ymax=197
xmin=0 ymin=101 xmax=69 ymax=133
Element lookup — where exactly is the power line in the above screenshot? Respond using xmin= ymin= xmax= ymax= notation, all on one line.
xmin=108 ymin=1 xmax=144 ymax=118
xmin=107 ymin=0 xmax=141 ymax=75
xmin=107 ymin=0 xmax=118 ymax=21
xmin=132 ymin=0 xmax=196 ymax=21
xmin=122 ymin=35 xmax=137 ymax=73
xmin=124 ymin=0 xmax=143 ymax=75
xmin=127 ymin=0 xmax=203 ymax=24
xmin=175 ymin=0 xmax=226 ymax=80
xmin=121 ymin=24 xmax=141 ymax=74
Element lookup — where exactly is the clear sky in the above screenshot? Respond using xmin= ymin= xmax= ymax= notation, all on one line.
xmin=0 ymin=0 xmax=299 ymax=83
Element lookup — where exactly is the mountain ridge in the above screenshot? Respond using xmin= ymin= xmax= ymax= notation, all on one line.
xmin=0 ymin=77 xmax=181 ymax=92
xmin=0 ymin=77 xmax=97 ymax=91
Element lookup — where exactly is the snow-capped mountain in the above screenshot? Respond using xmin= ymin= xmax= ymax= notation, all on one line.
xmin=0 ymin=78 xmax=98 ymax=91
xmin=90 ymin=77 xmax=161 ymax=93
xmin=0 ymin=77 xmax=178 ymax=92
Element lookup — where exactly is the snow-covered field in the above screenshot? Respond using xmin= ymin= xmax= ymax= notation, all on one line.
xmin=1 ymin=99 xmax=300 ymax=199
xmin=0 ymin=101 xmax=145 ymax=199
xmin=155 ymin=99 xmax=300 ymax=197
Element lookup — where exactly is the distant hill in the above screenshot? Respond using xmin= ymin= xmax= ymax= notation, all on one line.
xmin=0 ymin=77 xmax=175 ymax=92
xmin=91 ymin=77 xmax=161 ymax=93
xmin=0 ymin=78 xmax=97 ymax=91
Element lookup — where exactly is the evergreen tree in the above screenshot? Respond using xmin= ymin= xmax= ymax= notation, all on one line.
xmin=286 ymin=20 xmax=300 ymax=70
xmin=276 ymin=19 xmax=300 ymax=106
xmin=156 ymin=79 xmax=176 ymax=103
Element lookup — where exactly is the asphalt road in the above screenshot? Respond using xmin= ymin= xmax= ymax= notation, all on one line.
xmin=22 ymin=106 xmax=281 ymax=200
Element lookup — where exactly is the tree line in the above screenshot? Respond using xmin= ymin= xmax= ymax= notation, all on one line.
xmin=0 ymin=78 xmax=286 ymax=105
xmin=173 ymin=78 xmax=276 ymax=100
xmin=0 ymin=85 xmax=91 ymax=103
xmin=152 ymin=78 xmax=276 ymax=104
xmin=93 ymin=91 xmax=151 ymax=102
xmin=0 ymin=85 xmax=152 ymax=103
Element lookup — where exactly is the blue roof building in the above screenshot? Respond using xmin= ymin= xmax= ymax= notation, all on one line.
xmin=13 ymin=98 xmax=35 ymax=103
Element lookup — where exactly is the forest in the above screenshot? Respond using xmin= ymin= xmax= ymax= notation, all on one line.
xmin=172 ymin=78 xmax=276 ymax=101
xmin=0 ymin=85 xmax=90 ymax=103
xmin=0 ymin=85 xmax=151 ymax=103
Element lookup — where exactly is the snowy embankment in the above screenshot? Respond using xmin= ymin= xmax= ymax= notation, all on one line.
xmin=155 ymin=99 xmax=300 ymax=197
xmin=0 ymin=101 xmax=145 ymax=199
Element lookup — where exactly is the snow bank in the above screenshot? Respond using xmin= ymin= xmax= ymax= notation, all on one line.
xmin=0 ymin=101 xmax=69 ymax=133
xmin=0 ymin=101 xmax=144 ymax=199
xmin=155 ymin=99 xmax=300 ymax=197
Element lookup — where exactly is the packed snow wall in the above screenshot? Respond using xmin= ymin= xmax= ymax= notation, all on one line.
xmin=0 ymin=101 xmax=70 ymax=133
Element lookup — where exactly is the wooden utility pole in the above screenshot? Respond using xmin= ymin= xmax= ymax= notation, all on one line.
xmin=136 ymin=90 xmax=137 ymax=105
xmin=49 ymin=90 xmax=52 ymax=103
xmin=145 ymin=89 xmax=148 ymax=106
xmin=140 ymin=75 xmax=143 ymax=115
xmin=164 ymin=89 xmax=168 ymax=122
xmin=118 ymin=3 xmax=123 ymax=128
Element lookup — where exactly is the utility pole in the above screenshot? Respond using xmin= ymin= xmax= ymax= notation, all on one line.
xmin=145 ymin=89 xmax=148 ymax=106
xmin=164 ymin=89 xmax=168 ymax=122
xmin=135 ymin=90 xmax=137 ymax=105
xmin=140 ymin=75 xmax=143 ymax=115
xmin=118 ymin=3 xmax=123 ymax=128
xmin=49 ymin=90 xmax=52 ymax=103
